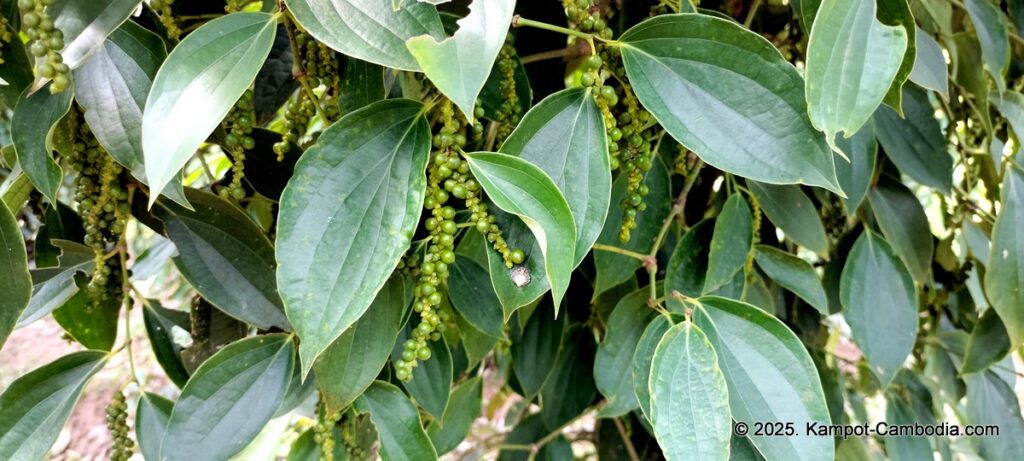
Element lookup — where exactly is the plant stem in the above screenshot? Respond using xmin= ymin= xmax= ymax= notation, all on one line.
xmin=513 ymin=16 xmax=596 ymax=42
xmin=613 ymin=418 xmax=641 ymax=461
xmin=743 ymin=0 xmax=762 ymax=28
xmin=118 ymin=192 xmax=141 ymax=386
xmin=648 ymin=160 xmax=704 ymax=259
xmin=592 ymin=243 xmax=648 ymax=261
xmin=283 ymin=12 xmax=330 ymax=122
xmin=520 ymin=41 xmax=593 ymax=64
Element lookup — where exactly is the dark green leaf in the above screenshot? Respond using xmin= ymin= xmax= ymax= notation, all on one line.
xmin=254 ymin=24 xmax=298 ymax=125
xmin=833 ymin=123 xmax=879 ymax=214
xmin=693 ymin=296 xmax=834 ymax=460
xmin=17 ymin=241 xmax=94 ymax=328
xmin=884 ymin=394 xmax=932 ymax=461
xmin=0 ymin=351 xmax=107 ymax=460
xmin=0 ymin=196 xmax=30 ymax=349
xmin=0 ymin=28 xmax=32 ymax=109
xmin=142 ymin=300 xmax=191 ymax=388
xmin=754 ymin=245 xmax=829 ymax=314
xmin=620 ymin=15 xmax=841 ymax=193
xmin=909 ymin=28 xmax=949 ymax=98
xmin=315 ymin=277 xmax=407 ymax=413
xmin=868 ymin=180 xmax=934 ymax=283
xmin=135 ymin=392 xmax=173 ymax=461
xmin=964 ymin=0 xmax=1010 ymax=92
xmin=873 ymin=85 xmax=952 ymax=192
xmin=649 ymin=321 xmax=731 ymax=460
xmin=963 ymin=371 xmax=1024 ymax=459
xmin=511 ymin=299 xmax=565 ymax=400
xmin=12 ymin=83 xmax=73 ymax=202
xmin=427 ymin=376 xmax=482 ymax=455
xmin=353 ymin=381 xmax=438 ymax=461
xmin=704 ymin=193 xmax=753 ymax=293
xmin=276 ymin=99 xmax=429 ymax=374
xmin=143 ymin=12 xmax=277 ymax=201
xmin=594 ymin=288 xmax=655 ymax=417
xmin=160 ymin=189 xmax=288 ymax=329
xmin=540 ymin=325 xmax=597 ymax=429
xmin=665 ymin=219 xmax=714 ymax=300
xmin=453 ymin=311 xmax=498 ymax=372
xmin=840 ymin=231 xmax=918 ymax=385
xmin=985 ymin=167 xmax=1024 ymax=348
xmin=284 ymin=0 xmax=444 ymax=71
xmin=161 ymin=334 xmax=295 ymax=461
xmin=480 ymin=52 xmax=531 ymax=120
xmin=448 ymin=257 xmax=503 ymax=338
xmin=748 ymin=181 xmax=829 ymax=256
xmin=392 ymin=326 xmax=452 ymax=421
xmin=632 ymin=314 xmax=672 ymax=422
xmin=962 ymin=308 xmax=1011 ymax=374
xmin=51 ymin=280 xmax=118 ymax=350
xmin=340 ymin=56 xmax=386 ymax=116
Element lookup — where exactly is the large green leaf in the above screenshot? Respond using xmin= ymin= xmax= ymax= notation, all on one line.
xmin=704 ymin=193 xmax=753 ymax=293
xmin=135 ymin=392 xmax=174 ymax=461
xmin=511 ymin=299 xmax=565 ymax=400
xmin=754 ymin=245 xmax=829 ymax=314
xmin=51 ymin=283 xmax=118 ymax=350
xmin=73 ymin=21 xmax=189 ymax=206
xmin=985 ymin=167 xmax=1024 ymax=349
xmin=447 ymin=257 xmax=503 ymax=338
xmin=961 ymin=307 xmax=1012 ymax=374
xmin=632 ymin=315 xmax=673 ymax=422
xmin=748 ymin=181 xmax=829 ymax=256
xmin=594 ymin=288 xmax=656 ymax=417
xmin=964 ymin=0 xmax=1010 ymax=93
xmin=465 ymin=152 xmax=576 ymax=311
xmin=833 ymin=123 xmax=878 ymax=214
xmin=0 ymin=198 xmax=30 ymax=349
xmin=884 ymin=394 xmax=932 ymax=461
xmin=0 ymin=351 xmax=107 ymax=460
xmin=47 ymin=0 xmax=140 ymax=71
xmin=665 ymin=219 xmax=714 ymax=299
xmin=963 ymin=371 xmax=1024 ymax=459
xmin=540 ymin=326 xmax=597 ymax=429
xmin=276 ymin=99 xmax=429 ymax=374
xmin=142 ymin=12 xmax=277 ymax=202
xmin=142 ymin=301 xmax=191 ymax=388
xmin=392 ymin=327 xmax=452 ymax=421
xmin=407 ymin=0 xmax=514 ymax=120
xmin=868 ymin=180 xmax=934 ymax=284
xmin=805 ymin=0 xmax=908 ymax=144
xmin=427 ymin=376 xmax=482 ymax=455
xmin=353 ymin=381 xmax=438 ymax=461
xmin=909 ymin=28 xmax=949 ymax=98
xmin=285 ymin=0 xmax=444 ymax=71
xmin=693 ymin=296 xmax=833 ymax=461
xmin=872 ymin=85 xmax=952 ymax=192
xmin=160 ymin=189 xmax=288 ymax=330
xmin=500 ymin=88 xmax=611 ymax=267
xmin=12 ymin=83 xmax=73 ymax=202
xmin=593 ymin=157 xmax=671 ymax=297
xmin=840 ymin=231 xmax=918 ymax=386
xmin=17 ymin=241 xmax=93 ymax=328
xmin=649 ymin=321 xmax=731 ymax=461
xmin=877 ymin=0 xmax=917 ymax=111
xmin=160 ymin=334 xmax=295 ymax=461
xmin=314 ymin=277 xmax=407 ymax=413
xmin=619 ymin=14 xmax=841 ymax=193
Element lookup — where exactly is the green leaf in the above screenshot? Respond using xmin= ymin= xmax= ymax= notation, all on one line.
xmin=665 ymin=219 xmax=714 ymax=299
xmin=884 ymin=394 xmax=932 ymax=461
xmin=142 ymin=300 xmax=192 ymax=388
xmin=0 ymin=351 xmax=107 ymax=460
xmin=480 ymin=52 xmax=532 ymax=120
xmin=649 ymin=321 xmax=731 ymax=461
xmin=0 ymin=27 xmax=33 ymax=109
xmin=135 ymin=392 xmax=174 ymax=461
xmin=964 ymin=0 xmax=1010 ymax=93
xmin=593 ymin=156 xmax=671 ymax=297
xmin=873 ymin=85 xmax=952 ymax=192
xmin=840 ymin=231 xmax=918 ymax=385
xmin=632 ymin=315 xmax=672 ymax=422
xmin=748 ymin=181 xmax=829 ymax=256
xmin=73 ymin=20 xmax=189 ymax=206
xmin=0 ymin=197 xmax=30 ymax=349
xmin=754 ymin=245 xmax=829 ymax=314
xmin=511 ymin=299 xmax=565 ymax=400
xmin=909 ymin=28 xmax=949 ymax=98
xmin=952 ymin=33 xmax=992 ymax=132
xmin=160 ymin=189 xmax=289 ymax=329
xmin=392 ymin=327 xmax=452 ymax=421
xmin=12 ymin=83 xmax=73 ymax=202
xmin=693 ymin=296 xmax=834 ymax=460
xmin=285 ymin=0 xmax=444 ymax=71
xmin=142 ymin=12 xmax=277 ymax=201
xmin=17 ymin=241 xmax=94 ymax=328
xmin=448 ymin=257 xmax=503 ymax=338
xmin=704 ymin=193 xmax=753 ymax=293
xmin=51 ymin=281 xmax=118 ymax=350
xmin=996 ymin=91 xmax=1024 ymax=144
xmin=453 ymin=311 xmax=497 ymax=372
xmin=498 ymin=413 xmax=573 ymax=461
xmin=465 ymin=152 xmax=576 ymax=311
xmin=985 ymin=167 xmax=1024 ymax=349
xmin=315 ymin=277 xmax=407 ymax=413
xmin=353 ymin=381 xmax=438 ymax=461
xmin=254 ymin=24 xmax=297 ymax=125
xmin=46 ymin=0 xmax=140 ymax=71
xmin=500 ymin=88 xmax=611 ymax=267
xmin=1 ymin=170 xmax=33 ymax=213
xmin=277 ymin=99 xmax=429 ymax=374
xmin=407 ymin=0 xmax=514 ymax=121
xmin=160 ymin=334 xmax=295 ymax=461
xmin=594 ymin=288 xmax=656 ymax=417
xmin=540 ymin=326 xmax=597 ymax=429
xmin=805 ymin=0 xmax=908 ymax=143
xmin=427 ymin=376 xmax=482 ymax=455
xmin=833 ymin=123 xmax=878 ymax=214
xmin=963 ymin=371 xmax=1024 ymax=459
xmin=868 ymin=180 xmax=934 ymax=283
xmin=962 ymin=307 xmax=1012 ymax=374
xmin=340 ymin=56 xmax=386 ymax=116
xmin=619 ymin=14 xmax=841 ymax=193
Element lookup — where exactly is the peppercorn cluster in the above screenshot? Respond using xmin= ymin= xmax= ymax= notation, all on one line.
xmin=150 ymin=0 xmax=181 ymax=40
xmin=222 ymin=89 xmax=256 ymax=200
xmin=338 ymin=412 xmax=365 ymax=459
xmin=18 ymin=0 xmax=69 ymax=93
xmin=492 ymin=35 xmax=522 ymax=145
xmin=105 ymin=391 xmax=134 ymax=461
xmin=0 ymin=16 xmax=13 ymax=65
xmin=273 ymin=30 xmax=340 ymax=158
xmin=314 ymin=400 xmax=340 ymax=461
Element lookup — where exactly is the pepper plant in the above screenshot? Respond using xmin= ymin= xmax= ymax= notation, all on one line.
xmin=0 ymin=0 xmax=1023 ymax=460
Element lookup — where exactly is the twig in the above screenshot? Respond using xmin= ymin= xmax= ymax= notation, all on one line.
xmin=592 ymin=243 xmax=648 ymax=261
xmin=613 ymin=418 xmax=640 ymax=461
xmin=743 ymin=0 xmax=762 ymax=28
xmin=282 ymin=12 xmax=330 ymax=122
xmin=520 ymin=42 xmax=593 ymax=64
